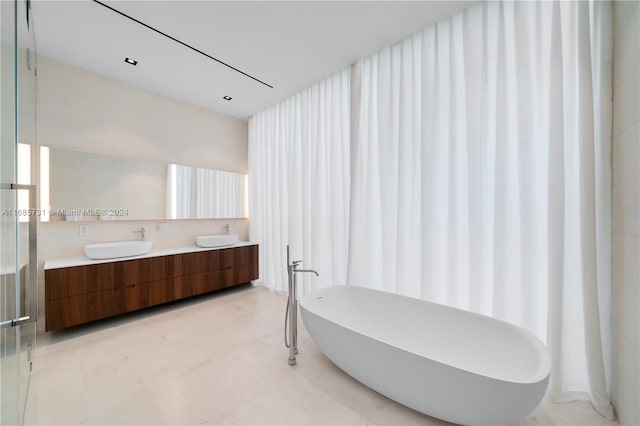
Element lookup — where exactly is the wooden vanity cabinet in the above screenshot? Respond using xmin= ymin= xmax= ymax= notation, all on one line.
xmin=45 ymin=244 xmax=258 ymax=331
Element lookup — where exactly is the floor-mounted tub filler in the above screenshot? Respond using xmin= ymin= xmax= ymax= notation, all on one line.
xmin=300 ymin=285 xmax=551 ymax=426
xmin=284 ymin=245 xmax=318 ymax=366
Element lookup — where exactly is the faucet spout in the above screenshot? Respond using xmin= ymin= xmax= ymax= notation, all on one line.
xmin=294 ymin=269 xmax=319 ymax=277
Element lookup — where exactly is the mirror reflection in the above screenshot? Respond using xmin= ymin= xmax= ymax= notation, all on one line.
xmin=167 ymin=164 xmax=244 ymax=219
xmin=43 ymin=147 xmax=248 ymax=221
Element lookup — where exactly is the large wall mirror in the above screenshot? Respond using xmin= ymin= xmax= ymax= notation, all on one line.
xmin=41 ymin=146 xmax=248 ymax=221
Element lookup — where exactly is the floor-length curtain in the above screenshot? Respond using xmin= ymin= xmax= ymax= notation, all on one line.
xmin=249 ymin=0 xmax=613 ymax=417
xmin=348 ymin=1 xmax=612 ymax=418
xmin=249 ymin=69 xmax=350 ymax=294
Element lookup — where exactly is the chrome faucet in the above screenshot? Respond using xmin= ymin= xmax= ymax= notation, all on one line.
xmin=134 ymin=227 xmax=146 ymax=241
xmin=285 ymin=246 xmax=319 ymax=366
xmin=294 ymin=268 xmax=319 ymax=277
xmin=223 ymin=223 xmax=230 ymax=235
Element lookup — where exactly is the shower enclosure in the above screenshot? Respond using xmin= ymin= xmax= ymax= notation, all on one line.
xmin=1 ymin=0 xmax=38 ymax=424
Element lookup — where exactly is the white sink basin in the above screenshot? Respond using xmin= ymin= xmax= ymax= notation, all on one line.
xmin=196 ymin=234 xmax=239 ymax=248
xmin=85 ymin=241 xmax=152 ymax=260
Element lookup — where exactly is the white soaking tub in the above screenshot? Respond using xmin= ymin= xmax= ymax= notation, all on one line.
xmin=300 ymin=285 xmax=550 ymax=425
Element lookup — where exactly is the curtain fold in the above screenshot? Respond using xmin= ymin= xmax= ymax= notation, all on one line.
xmin=249 ymin=69 xmax=350 ymax=294
xmin=167 ymin=164 xmax=244 ymax=219
xmin=195 ymin=168 xmax=243 ymax=218
xmin=249 ymin=0 xmax=612 ymax=418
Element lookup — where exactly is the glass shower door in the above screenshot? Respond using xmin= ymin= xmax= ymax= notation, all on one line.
xmin=1 ymin=0 xmax=38 ymax=424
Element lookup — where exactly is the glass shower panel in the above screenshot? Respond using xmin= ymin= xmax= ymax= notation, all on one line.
xmin=0 ymin=0 xmax=20 ymax=423
xmin=16 ymin=186 xmax=36 ymax=426
xmin=16 ymin=0 xmax=38 ymax=422
xmin=0 ymin=189 xmax=20 ymax=424
xmin=1 ymin=185 xmax=37 ymax=426
xmin=1 ymin=0 xmax=38 ymax=424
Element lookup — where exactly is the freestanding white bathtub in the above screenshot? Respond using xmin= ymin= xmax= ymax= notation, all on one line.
xmin=300 ymin=285 xmax=551 ymax=425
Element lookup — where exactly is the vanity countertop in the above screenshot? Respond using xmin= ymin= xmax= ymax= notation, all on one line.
xmin=44 ymin=241 xmax=257 ymax=270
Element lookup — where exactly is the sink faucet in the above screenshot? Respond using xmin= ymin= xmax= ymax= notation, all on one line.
xmin=223 ymin=223 xmax=230 ymax=235
xmin=134 ymin=227 xmax=146 ymax=241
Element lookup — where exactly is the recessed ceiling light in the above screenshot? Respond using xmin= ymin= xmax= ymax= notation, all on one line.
xmin=223 ymin=96 xmax=232 ymax=101
xmin=124 ymin=57 xmax=138 ymax=66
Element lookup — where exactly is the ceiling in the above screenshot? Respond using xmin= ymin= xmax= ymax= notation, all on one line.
xmin=32 ymin=1 xmax=476 ymax=120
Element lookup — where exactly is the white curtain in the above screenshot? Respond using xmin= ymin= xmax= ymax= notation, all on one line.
xmin=349 ymin=1 xmax=612 ymax=418
xmin=249 ymin=0 xmax=613 ymax=418
xmin=166 ymin=164 xmax=194 ymax=219
xmin=195 ymin=168 xmax=243 ymax=218
xmin=167 ymin=164 xmax=245 ymax=219
xmin=249 ymin=69 xmax=350 ymax=294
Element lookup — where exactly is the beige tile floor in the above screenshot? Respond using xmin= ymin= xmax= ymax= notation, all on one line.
xmin=32 ymin=285 xmax=619 ymax=426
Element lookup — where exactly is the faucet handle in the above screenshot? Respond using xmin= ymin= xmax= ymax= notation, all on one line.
xmin=292 ymin=260 xmax=302 ymax=267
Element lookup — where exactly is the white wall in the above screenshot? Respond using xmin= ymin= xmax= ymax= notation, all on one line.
xmin=35 ymin=55 xmax=249 ymax=333
xmin=611 ymin=1 xmax=639 ymax=424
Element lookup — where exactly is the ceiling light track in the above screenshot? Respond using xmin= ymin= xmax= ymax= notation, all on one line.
xmin=92 ymin=0 xmax=273 ymax=89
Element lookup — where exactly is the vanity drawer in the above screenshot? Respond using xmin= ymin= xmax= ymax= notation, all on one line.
xmin=222 ymin=262 xmax=259 ymax=288
xmin=124 ymin=277 xmax=183 ymax=311
xmin=45 ymin=263 xmax=114 ymax=300
xmin=221 ymin=245 xmax=258 ymax=268
xmin=149 ymin=255 xmax=182 ymax=280
xmin=180 ymin=251 xmax=222 ymax=274
xmin=182 ymin=271 xmax=224 ymax=298
xmin=45 ymin=288 xmax=126 ymax=330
